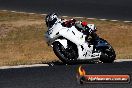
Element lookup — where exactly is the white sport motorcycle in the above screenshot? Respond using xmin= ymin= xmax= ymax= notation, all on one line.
xmin=45 ymin=21 xmax=116 ymax=64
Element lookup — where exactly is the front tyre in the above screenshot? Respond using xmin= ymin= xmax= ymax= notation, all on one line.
xmin=53 ymin=42 xmax=78 ymax=64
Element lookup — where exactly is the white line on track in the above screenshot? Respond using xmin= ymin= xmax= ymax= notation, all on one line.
xmin=99 ymin=19 xmax=108 ymax=21
xmin=73 ymin=17 xmax=84 ymax=18
xmin=110 ymin=20 xmax=118 ymax=22
xmin=62 ymin=16 xmax=68 ymax=17
xmin=123 ymin=21 xmax=132 ymax=23
xmin=15 ymin=11 xmax=27 ymax=14
xmin=28 ymin=13 xmax=36 ymax=15
xmin=1 ymin=10 xmax=132 ymax=23
xmin=40 ymin=14 xmax=47 ymax=16
xmin=114 ymin=59 xmax=132 ymax=62
xmin=1 ymin=10 xmax=8 ymax=11
xmin=10 ymin=11 xmax=17 ymax=13
xmin=87 ymin=18 xmax=96 ymax=20
xmin=0 ymin=59 xmax=132 ymax=69
xmin=0 ymin=64 xmax=49 ymax=70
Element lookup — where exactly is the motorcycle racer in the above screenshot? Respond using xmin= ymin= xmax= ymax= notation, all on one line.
xmin=45 ymin=13 xmax=61 ymax=28
xmin=61 ymin=19 xmax=99 ymax=46
xmin=45 ymin=13 xmax=116 ymax=63
xmin=45 ymin=13 xmax=99 ymax=41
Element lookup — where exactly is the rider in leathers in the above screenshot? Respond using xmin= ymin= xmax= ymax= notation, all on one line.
xmin=45 ymin=13 xmax=99 ymax=43
xmin=61 ymin=18 xmax=99 ymax=41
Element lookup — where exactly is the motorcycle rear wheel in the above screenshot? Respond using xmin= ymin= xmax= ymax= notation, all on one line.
xmin=99 ymin=45 xmax=116 ymax=63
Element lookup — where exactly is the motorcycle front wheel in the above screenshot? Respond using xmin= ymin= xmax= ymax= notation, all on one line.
xmin=53 ymin=42 xmax=78 ymax=64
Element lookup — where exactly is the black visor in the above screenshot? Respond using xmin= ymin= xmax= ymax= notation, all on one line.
xmin=46 ymin=18 xmax=57 ymax=28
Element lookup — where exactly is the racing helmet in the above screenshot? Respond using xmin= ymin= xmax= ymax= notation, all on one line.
xmin=45 ymin=13 xmax=59 ymax=28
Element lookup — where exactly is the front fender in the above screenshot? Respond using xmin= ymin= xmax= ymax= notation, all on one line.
xmin=54 ymin=39 xmax=68 ymax=49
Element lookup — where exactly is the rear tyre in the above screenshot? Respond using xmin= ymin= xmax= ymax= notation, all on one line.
xmin=99 ymin=45 xmax=116 ymax=63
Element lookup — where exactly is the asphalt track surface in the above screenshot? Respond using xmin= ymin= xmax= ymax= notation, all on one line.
xmin=0 ymin=61 xmax=132 ymax=88
xmin=0 ymin=0 xmax=132 ymax=21
xmin=0 ymin=1 xmax=132 ymax=88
